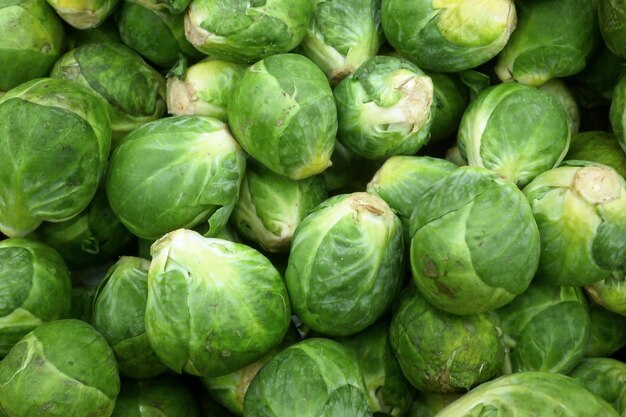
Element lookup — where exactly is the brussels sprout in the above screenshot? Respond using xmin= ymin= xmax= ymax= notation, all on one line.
xmin=611 ymin=74 xmax=626 ymax=153
xmin=146 ymin=229 xmax=291 ymax=377
xmin=243 ymin=338 xmax=372 ymax=417
xmin=107 ymin=115 xmax=246 ymax=240
xmin=166 ymin=57 xmax=245 ymax=121
xmin=202 ymin=327 xmax=300 ymax=415
xmin=570 ymin=358 xmax=626 ymax=416
xmin=92 ymin=257 xmax=168 ymax=379
xmin=118 ymin=0 xmax=203 ymax=68
xmin=457 ymin=82 xmax=571 ymax=187
xmin=334 ymin=56 xmax=435 ymax=159
xmin=569 ymin=45 xmax=625 ymax=109
xmin=46 ymin=0 xmax=119 ymax=28
xmin=407 ymin=392 xmax=462 ymax=417
xmin=497 ymin=283 xmax=590 ymax=374
xmin=495 ymin=0 xmax=597 ymax=86
xmin=539 ymin=78 xmax=580 ymax=135
xmin=598 ymin=0 xmax=626 ymax=59
xmin=0 ymin=0 xmax=65 ymax=92
xmin=66 ymin=16 xmax=121 ymax=48
xmin=523 ymin=162 xmax=626 ymax=286
xmin=299 ymin=0 xmax=383 ymax=85
xmin=0 ymin=319 xmax=120 ymax=417
xmin=30 ymin=186 xmax=135 ymax=271
xmin=285 ymin=192 xmax=404 ymax=336
xmin=183 ymin=0 xmax=312 ymax=63
xmin=390 ymin=287 xmax=505 ymax=393
xmin=0 ymin=78 xmax=111 ymax=238
xmin=585 ymin=301 xmax=626 ymax=357
xmin=0 ymin=238 xmax=71 ymax=357
xmin=586 ymin=271 xmax=626 ymax=316
xmin=427 ymin=72 xmax=470 ymax=143
xmin=112 ymin=376 xmax=200 ymax=417
xmin=367 ymin=155 xmax=456 ymax=239
xmin=381 ymin=0 xmax=516 ymax=72
xmin=338 ymin=318 xmax=415 ymax=416
xmin=51 ymin=42 xmax=166 ymax=144
xmin=231 ymin=162 xmax=327 ymax=253
xmin=409 ymin=166 xmax=540 ymax=315
xmin=566 ymin=131 xmax=626 ymax=178
xmin=435 ymin=372 xmax=619 ymax=417
xmin=228 ymin=54 xmax=337 ymax=180
xmin=323 ymin=141 xmax=363 ymax=192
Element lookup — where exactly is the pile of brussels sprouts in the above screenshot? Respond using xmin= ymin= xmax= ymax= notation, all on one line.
xmin=2 ymin=0 xmax=626 ymax=416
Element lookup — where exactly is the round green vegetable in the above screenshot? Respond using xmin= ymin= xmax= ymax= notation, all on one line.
xmin=201 ymin=328 xmax=300 ymax=415
xmin=231 ymin=162 xmax=327 ymax=253
xmin=145 ymin=229 xmax=291 ymax=377
xmin=495 ymin=0 xmax=597 ymax=86
xmin=92 ymin=257 xmax=168 ymax=379
xmin=0 ymin=78 xmax=111 ymax=237
xmin=409 ymin=166 xmax=540 ymax=315
xmin=570 ymin=358 xmax=626 ymax=417
xmin=166 ymin=58 xmax=245 ymax=121
xmin=106 ymin=115 xmax=246 ymax=240
xmin=435 ymin=372 xmax=619 ymax=417
xmin=390 ymin=287 xmax=505 ymax=393
xmin=0 ymin=0 xmax=65 ymax=92
xmin=228 ymin=53 xmax=337 ymax=180
xmin=334 ymin=56 xmax=436 ymax=159
xmin=457 ymin=82 xmax=571 ymax=187
xmin=50 ymin=42 xmax=167 ymax=144
xmin=367 ymin=155 xmax=456 ymax=239
xmin=183 ymin=0 xmax=313 ymax=63
xmin=299 ymin=0 xmax=383 ymax=85
xmin=0 ymin=238 xmax=71 ymax=357
xmin=243 ymin=338 xmax=372 ymax=417
xmin=523 ymin=162 xmax=626 ymax=286
xmin=118 ymin=0 xmax=203 ymax=68
xmin=497 ymin=283 xmax=590 ymax=374
xmin=0 ymin=319 xmax=120 ymax=417
xmin=285 ymin=192 xmax=404 ymax=336
xmin=381 ymin=0 xmax=516 ymax=72
xmin=598 ymin=0 xmax=626 ymax=59
xmin=46 ymin=0 xmax=119 ymax=28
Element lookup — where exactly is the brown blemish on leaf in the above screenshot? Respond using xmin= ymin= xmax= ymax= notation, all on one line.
xmin=423 ymin=258 xmax=438 ymax=278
